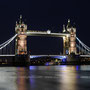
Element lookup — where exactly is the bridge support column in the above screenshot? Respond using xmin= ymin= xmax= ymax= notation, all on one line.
xmin=14 ymin=54 xmax=30 ymax=66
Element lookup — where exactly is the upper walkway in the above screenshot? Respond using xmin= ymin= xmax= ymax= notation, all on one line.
xmin=26 ymin=31 xmax=70 ymax=37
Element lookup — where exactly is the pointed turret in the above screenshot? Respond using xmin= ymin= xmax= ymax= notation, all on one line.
xmin=19 ymin=15 xmax=23 ymax=24
xmin=67 ymin=19 xmax=71 ymax=28
xmin=66 ymin=19 xmax=71 ymax=32
xmin=16 ymin=21 xmax=18 ymax=26
xmin=73 ymin=22 xmax=76 ymax=28
xmin=63 ymin=25 xmax=66 ymax=32
xmin=20 ymin=15 xmax=22 ymax=19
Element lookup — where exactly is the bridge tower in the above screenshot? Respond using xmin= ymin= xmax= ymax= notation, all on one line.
xmin=63 ymin=19 xmax=77 ymax=55
xmin=15 ymin=15 xmax=27 ymax=55
xmin=67 ymin=20 xmax=77 ymax=54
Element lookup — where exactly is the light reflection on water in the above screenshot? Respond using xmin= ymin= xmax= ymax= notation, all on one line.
xmin=0 ymin=65 xmax=90 ymax=90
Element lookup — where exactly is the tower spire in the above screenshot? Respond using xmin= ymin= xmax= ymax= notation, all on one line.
xmin=63 ymin=24 xmax=66 ymax=32
xmin=67 ymin=19 xmax=71 ymax=29
xmin=20 ymin=15 xmax=22 ymax=19
xmin=68 ymin=19 xmax=70 ymax=23
xmin=73 ymin=22 xmax=76 ymax=28
xmin=19 ymin=15 xmax=23 ymax=24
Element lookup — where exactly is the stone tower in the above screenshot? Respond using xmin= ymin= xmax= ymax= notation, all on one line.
xmin=63 ymin=19 xmax=76 ymax=55
xmin=15 ymin=15 xmax=27 ymax=55
xmin=66 ymin=19 xmax=76 ymax=54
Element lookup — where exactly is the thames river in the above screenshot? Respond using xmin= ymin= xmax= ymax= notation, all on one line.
xmin=0 ymin=65 xmax=90 ymax=90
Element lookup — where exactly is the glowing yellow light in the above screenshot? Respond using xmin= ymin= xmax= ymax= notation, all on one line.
xmin=67 ymin=35 xmax=69 ymax=38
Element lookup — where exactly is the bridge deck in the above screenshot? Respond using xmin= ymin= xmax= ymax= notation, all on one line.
xmin=0 ymin=55 xmax=15 ymax=57
xmin=0 ymin=54 xmax=89 ymax=58
xmin=80 ymin=55 xmax=90 ymax=58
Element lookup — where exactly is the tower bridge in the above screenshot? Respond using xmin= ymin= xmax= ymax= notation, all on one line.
xmin=0 ymin=15 xmax=90 ymax=65
xmin=15 ymin=16 xmax=77 ymax=55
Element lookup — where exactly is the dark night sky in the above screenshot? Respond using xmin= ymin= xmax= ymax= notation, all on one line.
xmin=0 ymin=0 xmax=90 ymax=55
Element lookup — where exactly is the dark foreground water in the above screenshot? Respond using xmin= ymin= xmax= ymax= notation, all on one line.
xmin=0 ymin=65 xmax=90 ymax=90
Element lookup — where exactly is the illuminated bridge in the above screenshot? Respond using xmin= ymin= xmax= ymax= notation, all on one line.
xmin=0 ymin=15 xmax=90 ymax=65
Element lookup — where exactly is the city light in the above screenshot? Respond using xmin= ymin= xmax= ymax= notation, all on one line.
xmin=47 ymin=30 xmax=51 ymax=34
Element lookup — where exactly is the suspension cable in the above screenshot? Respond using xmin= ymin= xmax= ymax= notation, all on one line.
xmin=76 ymin=37 xmax=90 ymax=51
xmin=76 ymin=44 xmax=89 ymax=54
xmin=0 ymin=34 xmax=17 ymax=47
xmin=0 ymin=34 xmax=17 ymax=50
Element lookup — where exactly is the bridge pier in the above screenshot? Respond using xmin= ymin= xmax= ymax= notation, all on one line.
xmin=14 ymin=54 xmax=30 ymax=66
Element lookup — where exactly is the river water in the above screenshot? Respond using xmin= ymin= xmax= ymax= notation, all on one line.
xmin=0 ymin=65 xmax=90 ymax=90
